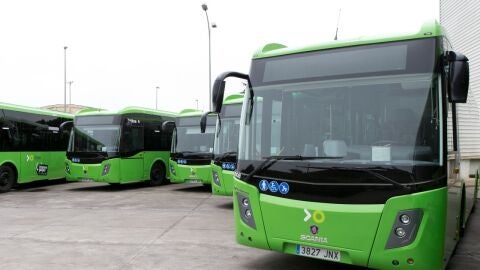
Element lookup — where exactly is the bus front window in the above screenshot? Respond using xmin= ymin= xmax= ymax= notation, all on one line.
xmin=238 ymin=38 xmax=442 ymax=195
xmin=71 ymin=125 xmax=121 ymax=153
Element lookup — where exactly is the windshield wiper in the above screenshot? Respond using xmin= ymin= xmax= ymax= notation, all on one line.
xmin=214 ymin=151 xmax=237 ymax=161
xmin=321 ymin=166 xmax=411 ymax=191
xmin=244 ymin=155 xmax=308 ymax=181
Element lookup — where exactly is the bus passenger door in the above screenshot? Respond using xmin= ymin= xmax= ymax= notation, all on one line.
xmin=120 ymin=124 xmax=145 ymax=182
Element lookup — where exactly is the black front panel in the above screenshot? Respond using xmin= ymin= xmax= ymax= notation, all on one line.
xmin=237 ymin=160 xmax=445 ymax=204
xmin=171 ymin=152 xmax=213 ymax=166
xmin=66 ymin=151 xmax=111 ymax=164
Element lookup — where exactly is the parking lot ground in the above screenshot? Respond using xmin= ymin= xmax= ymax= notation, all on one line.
xmin=0 ymin=181 xmax=476 ymax=270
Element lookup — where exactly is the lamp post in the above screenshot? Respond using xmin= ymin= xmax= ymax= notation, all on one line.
xmin=68 ymin=81 xmax=74 ymax=106
xmin=63 ymin=46 xmax=68 ymax=112
xmin=201 ymin=4 xmax=217 ymax=111
xmin=156 ymin=86 xmax=160 ymax=110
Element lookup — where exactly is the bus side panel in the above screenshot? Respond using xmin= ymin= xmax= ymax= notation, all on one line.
xmin=119 ymin=152 xmax=144 ymax=183
xmin=368 ymin=188 xmax=447 ymax=270
xmin=48 ymin=151 xmax=68 ymax=180
xmin=18 ymin=152 xmax=47 ymax=183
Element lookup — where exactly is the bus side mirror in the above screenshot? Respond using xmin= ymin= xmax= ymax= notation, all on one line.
xmin=161 ymin=121 xmax=175 ymax=132
xmin=200 ymin=112 xmax=212 ymax=133
xmin=59 ymin=121 xmax=73 ymax=133
xmin=447 ymin=51 xmax=469 ymax=103
xmin=212 ymin=71 xmax=251 ymax=113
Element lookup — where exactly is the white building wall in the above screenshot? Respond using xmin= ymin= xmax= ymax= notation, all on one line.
xmin=441 ymin=0 xmax=480 ymax=177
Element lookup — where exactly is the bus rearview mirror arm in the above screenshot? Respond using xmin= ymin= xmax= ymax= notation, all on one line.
xmin=212 ymin=71 xmax=251 ymax=114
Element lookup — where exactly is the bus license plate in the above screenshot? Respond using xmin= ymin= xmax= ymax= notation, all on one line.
xmin=188 ymin=179 xmax=200 ymax=183
xmin=295 ymin=244 xmax=341 ymax=262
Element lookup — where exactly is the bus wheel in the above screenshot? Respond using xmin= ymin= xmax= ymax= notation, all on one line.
xmin=0 ymin=165 xmax=15 ymax=193
xmin=149 ymin=163 xmax=165 ymax=186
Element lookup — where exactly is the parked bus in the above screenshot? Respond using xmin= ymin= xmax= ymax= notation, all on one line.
xmin=203 ymin=21 xmax=474 ymax=269
xmin=0 ymin=103 xmax=73 ymax=193
xmin=65 ymin=107 xmax=177 ymax=185
xmin=169 ymin=109 xmax=215 ymax=185
xmin=210 ymin=93 xmax=244 ymax=195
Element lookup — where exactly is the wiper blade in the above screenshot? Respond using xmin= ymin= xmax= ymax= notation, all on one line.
xmin=215 ymin=151 xmax=237 ymax=161
xmin=328 ymin=166 xmax=411 ymax=191
xmin=245 ymin=155 xmax=304 ymax=181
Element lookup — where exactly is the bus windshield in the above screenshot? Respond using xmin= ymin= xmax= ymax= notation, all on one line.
xmin=173 ymin=116 xmax=215 ymax=154
xmin=214 ymin=104 xmax=242 ymax=156
xmin=70 ymin=125 xmax=121 ymax=154
xmin=239 ymin=38 xmax=441 ymax=181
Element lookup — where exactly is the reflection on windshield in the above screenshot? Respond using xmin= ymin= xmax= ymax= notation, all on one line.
xmin=239 ymin=73 xmax=440 ymax=166
xmin=69 ymin=125 xmax=121 ymax=153
xmin=214 ymin=118 xmax=240 ymax=155
xmin=173 ymin=125 xmax=215 ymax=153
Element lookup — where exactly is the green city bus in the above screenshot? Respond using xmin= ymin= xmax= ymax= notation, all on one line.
xmin=204 ymin=21 xmax=474 ymax=269
xmin=0 ymin=103 xmax=73 ymax=193
xmin=169 ymin=109 xmax=216 ymax=185
xmin=65 ymin=107 xmax=177 ymax=185
xmin=211 ymin=93 xmax=244 ymax=196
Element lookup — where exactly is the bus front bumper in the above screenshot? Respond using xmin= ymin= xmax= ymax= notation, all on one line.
xmin=211 ymin=164 xmax=235 ymax=196
xmin=169 ymin=161 xmax=212 ymax=185
xmin=65 ymin=159 xmax=120 ymax=183
xmin=233 ymin=178 xmax=447 ymax=269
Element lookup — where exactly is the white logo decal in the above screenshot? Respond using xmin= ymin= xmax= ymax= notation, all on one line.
xmin=304 ymin=209 xmax=311 ymax=222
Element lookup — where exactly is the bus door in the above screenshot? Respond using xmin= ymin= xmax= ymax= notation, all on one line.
xmin=120 ymin=120 xmax=145 ymax=182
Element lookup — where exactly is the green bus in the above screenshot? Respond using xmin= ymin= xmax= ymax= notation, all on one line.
xmin=211 ymin=93 xmax=244 ymax=195
xmin=169 ymin=109 xmax=216 ymax=185
xmin=65 ymin=107 xmax=177 ymax=185
xmin=204 ymin=21 xmax=474 ymax=269
xmin=0 ymin=103 xmax=73 ymax=193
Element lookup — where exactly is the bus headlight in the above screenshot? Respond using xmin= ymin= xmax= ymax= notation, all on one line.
xmin=394 ymin=227 xmax=406 ymax=238
xmin=65 ymin=163 xmax=70 ymax=174
xmin=236 ymin=191 xmax=256 ymax=229
xmin=212 ymin=171 xmax=221 ymax=186
xmin=386 ymin=209 xmax=423 ymax=249
xmin=400 ymin=214 xmax=411 ymax=225
xmin=170 ymin=164 xmax=176 ymax=175
xmin=102 ymin=164 xmax=111 ymax=176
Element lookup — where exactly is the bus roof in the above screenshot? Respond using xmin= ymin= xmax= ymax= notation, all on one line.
xmin=178 ymin=109 xmax=203 ymax=117
xmin=0 ymin=102 xmax=73 ymax=119
xmin=76 ymin=106 xmax=178 ymax=118
xmin=224 ymin=93 xmax=244 ymax=105
xmin=253 ymin=20 xmax=443 ymax=59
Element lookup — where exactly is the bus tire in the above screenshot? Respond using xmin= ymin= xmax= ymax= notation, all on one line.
xmin=0 ymin=165 xmax=16 ymax=193
xmin=149 ymin=162 xmax=166 ymax=186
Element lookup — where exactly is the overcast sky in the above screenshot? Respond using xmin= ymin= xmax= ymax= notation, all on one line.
xmin=0 ymin=0 xmax=439 ymax=113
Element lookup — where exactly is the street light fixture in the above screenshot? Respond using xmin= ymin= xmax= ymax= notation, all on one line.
xmin=201 ymin=3 xmax=217 ymax=111
xmin=64 ymin=46 xmax=68 ymax=112
xmin=156 ymin=86 xmax=160 ymax=110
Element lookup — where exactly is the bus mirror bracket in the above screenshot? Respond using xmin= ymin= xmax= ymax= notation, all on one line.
xmin=59 ymin=121 xmax=73 ymax=133
xmin=161 ymin=121 xmax=175 ymax=132
xmin=446 ymin=51 xmax=469 ymax=103
xmin=200 ymin=111 xmax=217 ymax=134
xmin=212 ymin=71 xmax=251 ymax=113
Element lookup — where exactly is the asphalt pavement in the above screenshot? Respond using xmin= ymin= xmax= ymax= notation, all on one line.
xmin=0 ymin=180 xmax=476 ymax=269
